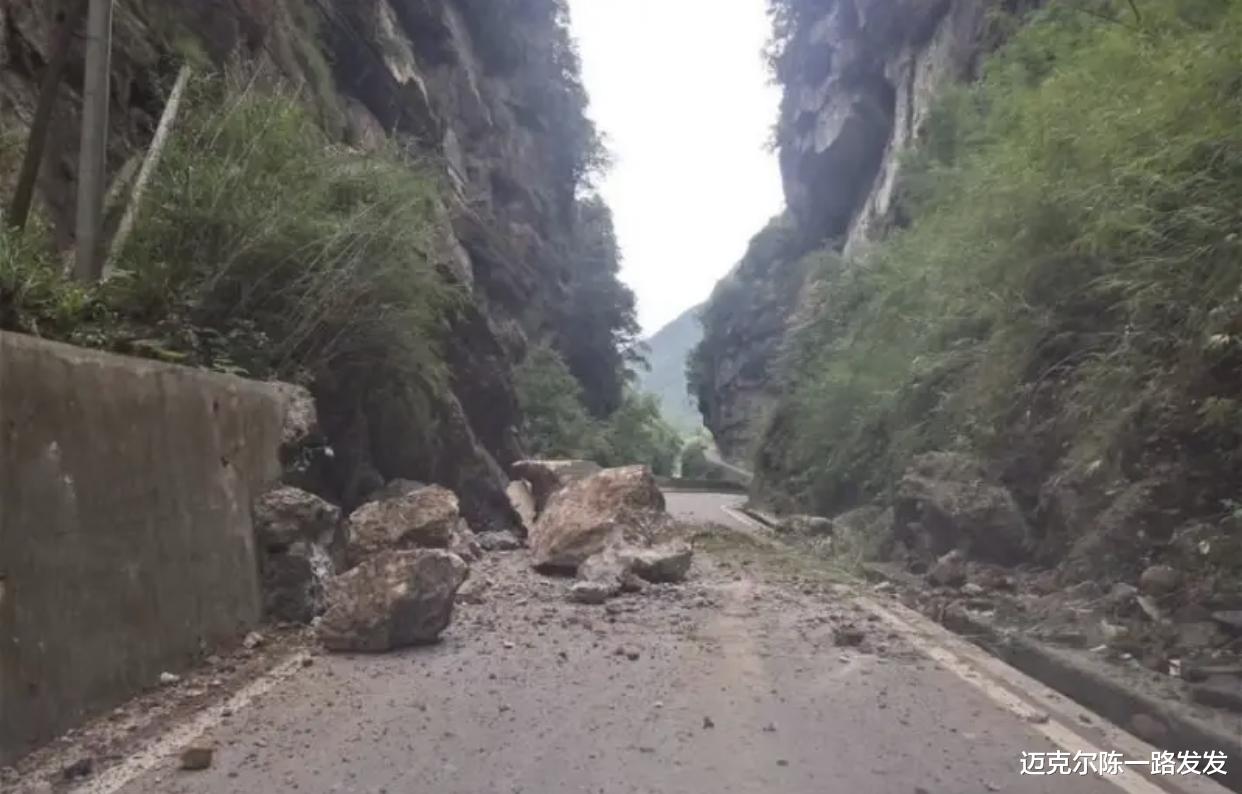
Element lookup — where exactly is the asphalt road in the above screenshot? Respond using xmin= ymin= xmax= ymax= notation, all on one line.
xmin=78 ymin=491 xmax=1217 ymax=794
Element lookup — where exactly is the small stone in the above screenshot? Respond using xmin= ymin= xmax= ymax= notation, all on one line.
xmin=961 ymin=583 xmax=985 ymax=597
xmin=159 ymin=671 xmax=181 ymax=686
xmin=180 ymin=745 xmax=214 ymax=771
xmin=834 ymin=625 xmax=866 ymax=647
xmin=1025 ymin=711 xmax=1050 ymax=725
xmin=702 ymin=716 xmax=715 ymax=729
xmin=762 ymin=722 xmax=777 ymax=732
xmin=502 ymin=640 xmax=515 ymax=650
xmin=62 ymin=756 xmax=94 ymax=780
xmin=776 ymin=759 xmax=789 ymax=767
xmin=242 ymin=631 xmax=265 ymax=650
xmin=626 ymin=650 xmax=640 ymax=661
xmin=300 ymin=655 xmax=315 ymax=667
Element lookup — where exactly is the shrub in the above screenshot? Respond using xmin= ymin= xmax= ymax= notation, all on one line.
xmin=761 ymin=0 xmax=1242 ymax=515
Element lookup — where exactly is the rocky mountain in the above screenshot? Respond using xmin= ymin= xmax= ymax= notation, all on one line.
xmin=634 ymin=304 xmax=704 ymax=436
xmin=0 ymin=0 xmax=638 ymax=531
xmin=693 ymin=0 xmax=1242 ymax=609
xmin=691 ymin=0 xmax=992 ymax=465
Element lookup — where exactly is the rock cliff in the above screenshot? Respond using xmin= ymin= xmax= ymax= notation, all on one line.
xmin=0 ymin=0 xmax=633 ymax=531
xmin=691 ymin=0 xmax=993 ymax=463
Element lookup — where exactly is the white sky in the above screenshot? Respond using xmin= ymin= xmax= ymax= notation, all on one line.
xmin=567 ymin=0 xmax=786 ymax=334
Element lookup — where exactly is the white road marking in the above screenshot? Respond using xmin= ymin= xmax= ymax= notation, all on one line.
xmin=859 ymin=596 xmax=1231 ymax=794
xmin=721 ymin=505 xmax=765 ymax=532
xmin=74 ymin=654 xmax=310 ymax=794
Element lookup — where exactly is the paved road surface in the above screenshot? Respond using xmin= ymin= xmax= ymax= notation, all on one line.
xmin=77 ymin=491 xmax=1216 ymax=794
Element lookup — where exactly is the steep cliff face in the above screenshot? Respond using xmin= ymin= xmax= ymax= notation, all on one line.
xmin=689 ymin=214 xmax=807 ymax=462
xmin=691 ymin=0 xmax=990 ymax=463
xmin=0 ymin=0 xmax=631 ymax=530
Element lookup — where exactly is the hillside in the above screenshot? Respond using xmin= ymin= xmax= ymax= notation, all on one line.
xmin=635 ymin=304 xmax=705 ymax=436
xmin=691 ymin=0 xmax=1242 ymax=607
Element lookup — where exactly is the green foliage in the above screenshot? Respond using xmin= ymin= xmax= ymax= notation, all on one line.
xmin=113 ymin=68 xmax=459 ymax=383
xmin=761 ymin=0 xmax=1242 ymax=514
xmin=515 ymin=343 xmax=682 ymax=475
xmin=0 ymin=223 xmax=93 ymax=337
xmin=3 ymin=69 xmax=458 ymax=389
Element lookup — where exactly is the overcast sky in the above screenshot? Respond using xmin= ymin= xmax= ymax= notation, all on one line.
xmin=567 ymin=0 xmax=785 ymax=335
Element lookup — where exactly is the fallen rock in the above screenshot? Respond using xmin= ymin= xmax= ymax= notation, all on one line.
xmin=569 ymin=580 xmax=616 ymax=605
xmin=318 ymin=550 xmax=469 ymax=652
xmin=271 ymin=382 xmax=334 ymax=495
xmin=1212 ymin=610 xmax=1242 ymax=634
xmin=1139 ymin=564 xmax=1180 ymax=596
xmin=511 ymin=459 xmax=602 ymax=512
xmin=833 ymin=625 xmax=866 ymax=647
xmin=262 ymin=540 xmax=333 ymax=623
xmin=529 ymin=466 xmax=665 ymax=572
xmin=895 ymin=452 xmax=1031 ymax=565
xmin=507 ymin=479 xmax=538 ymax=530
xmin=621 ymin=542 xmax=694 ymax=583
xmin=180 ymin=745 xmax=214 ymax=771
xmin=253 ymin=487 xmax=341 ymax=551
xmin=449 ymin=525 xmax=483 ymax=562
xmin=928 ymin=550 xmax=968 ymax=587
xmin=346 ymin=485 xmax=465 ymax=565
xmin=457 ymin=574 xmax=492 ymax=605
xmin=242 ymin=631 xmax=265 ymax=650
xmin=776 ymin=514 xmax=834 ymax=537
xmin=62 ymin=756 xmax=93 ymax=780
xmin=478 ymin=530 xmax=523 ymax=551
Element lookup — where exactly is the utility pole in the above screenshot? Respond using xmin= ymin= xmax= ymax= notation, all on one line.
xmin=10 ymin=0 xmax=87 ymax=232
xmin=73 ymin=0 xmax=113 ymax=282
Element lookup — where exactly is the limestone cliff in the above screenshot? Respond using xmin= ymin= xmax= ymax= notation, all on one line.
xmin=692 ymin=0 xmax=993 ymax=464
xmin=0 ymin=0 xmax=631 ymax=531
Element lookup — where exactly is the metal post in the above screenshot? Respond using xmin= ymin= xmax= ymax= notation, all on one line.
xmin=73 ymin=0 xmax=112 ymax=282
xmin=10 ymin=0 xmax=87 ymax=232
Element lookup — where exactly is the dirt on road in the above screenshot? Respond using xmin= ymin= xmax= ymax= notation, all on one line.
xmin=6 ymin=495 xmax=1208 ymax=794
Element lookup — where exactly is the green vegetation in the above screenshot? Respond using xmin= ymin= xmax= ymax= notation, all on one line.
xmin=515 ymin=343 xmax=682 ymax=475
xmin=758 ymin=0 xmax=1242 ymax=515
xmin=0 ymin=69 xmax=458 ymax=388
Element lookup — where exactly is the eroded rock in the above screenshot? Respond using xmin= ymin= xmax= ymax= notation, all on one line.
xmin=318 ymin=550 xmax=469 ymax=652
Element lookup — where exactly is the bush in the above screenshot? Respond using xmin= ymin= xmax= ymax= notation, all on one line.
xmin=110 ymin=68 xmax=459 ymax=384
xmin=761 ymin=0 xmax=1242 ymax=515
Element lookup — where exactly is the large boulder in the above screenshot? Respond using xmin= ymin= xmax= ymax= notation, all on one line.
xmin=318 ymin=550 xmax=469 ymax=652
xmin=262 ymin=541 xmax=333 ymax=623
xmin=345 ymin=485 xmax=465 ymax=566
xmin=894 ymin=452 xmax=1031 ymax=565
xmin=253 ymin=486 xmax=341 ymax=551
xmin=529 ymin=466 xmax=666 ymax=572
xmin=253 ymin=487 xmax=343 ymax=623
xmin=511 ymin=459 xmax=602 ymax=512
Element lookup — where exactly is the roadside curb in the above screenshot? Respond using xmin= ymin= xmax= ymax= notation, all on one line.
xmin=862 ymin=563 xmax=1242 ymax=790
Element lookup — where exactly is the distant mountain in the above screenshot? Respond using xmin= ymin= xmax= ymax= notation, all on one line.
xmin=635 ymin=305 xmax=705 ymax=435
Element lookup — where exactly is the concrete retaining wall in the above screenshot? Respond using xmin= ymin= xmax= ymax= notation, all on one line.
xmin=0 ymin=332 xmax=284 ymax=764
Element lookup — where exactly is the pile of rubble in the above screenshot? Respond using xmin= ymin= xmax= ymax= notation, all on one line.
xmin=772 ymin=451 xmax=1242 ymax=715
xmin=252 ymin=389 xmax=695 ymax=654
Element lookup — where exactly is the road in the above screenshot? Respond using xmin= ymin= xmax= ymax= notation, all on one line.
xmin=62 ymin=492 xmax=1223 ymax=794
